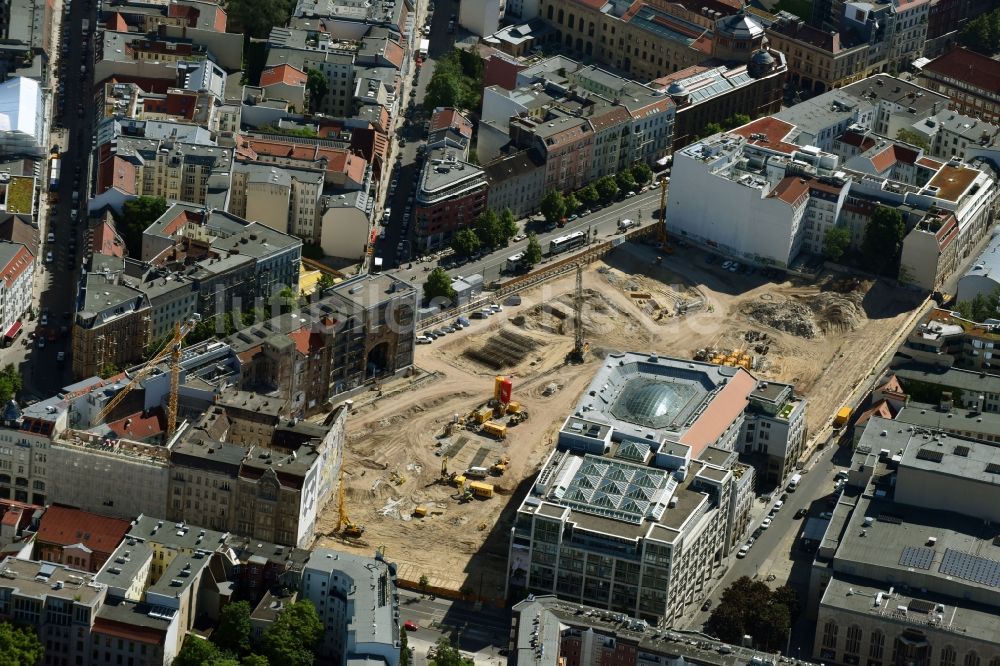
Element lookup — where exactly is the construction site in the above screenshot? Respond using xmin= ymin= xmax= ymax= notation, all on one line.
xmin=314 ymin=239 xmax=923 ymax=605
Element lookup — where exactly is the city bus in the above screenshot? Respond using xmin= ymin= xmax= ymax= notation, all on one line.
xmin=549 ymin=231 xmax=586 ymax=255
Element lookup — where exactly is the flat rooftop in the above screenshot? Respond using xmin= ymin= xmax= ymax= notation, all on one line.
xmin=0 ymin=557 xmax=104 ymax=606
xmin=821 ymin=576 xmax=999 ymax=644
xmin=927 ymin=164 xmax=981 ymax=202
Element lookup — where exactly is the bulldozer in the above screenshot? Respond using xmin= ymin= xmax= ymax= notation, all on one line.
xmin=453 ymin=488 xmax=474 ymax=503
xmin=491 ymin=456 xmax=511 ymax=476
xmin=508 ymin=410 xmax=529 ymax=426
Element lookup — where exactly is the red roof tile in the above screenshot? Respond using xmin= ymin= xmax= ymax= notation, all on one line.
xmin=259 ymin=64 xmax=308 ymax=88
xmin=923 ymin=47 xmax=1000 ymax=94
xmin=106 ymin=408 xmax=167 ymax=440
xmin=917 ymin=157 xmax=943 ymax=170
xmin=769 ymin=176 xmax=811 ymax=206
xmin=729 ymin=117 xmax=797 ymax=154
xmin=0 ymin=244 xmax=33 ymax=288
xmin=92 ymin=617 xmax=166 ymax=645
xmin=681 ymin=369 xmax=757 ymax=457
xmin=36 ymin=506 xmax=131 ymax=555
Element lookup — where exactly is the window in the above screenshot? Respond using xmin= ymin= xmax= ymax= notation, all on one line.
xmin=941 ymin=646 xmax=956 ymax=666
xmin=822 ymin=620 xmax=838 ymax=650
xmin=845 ymin=626 xmax=862 ymax=655
xmin=965 ymin=653 xmax=980 ymax=666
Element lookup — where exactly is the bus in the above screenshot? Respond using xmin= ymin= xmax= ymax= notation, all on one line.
xmin=49 ymin=158 xmax=60 ymax=191
xmin=549 ymin=231 xmax=586 ymax=255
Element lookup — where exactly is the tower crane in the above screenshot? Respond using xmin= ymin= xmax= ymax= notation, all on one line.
xmin=336 ymin=470 xmax=364 ymax=539
xmin=657 ymin=177 xmax=673 ymax=253
xmin=93 ymin=320 xmax=193 ymax=438
xmin=567 ymin=263 xmax=587 ymax=363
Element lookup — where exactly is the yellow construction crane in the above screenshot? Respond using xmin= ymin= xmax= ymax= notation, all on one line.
xmin=336 ymin=470 xmax=364 ymax=538
xmin=93 ymin=320 xmax=193 ymax=437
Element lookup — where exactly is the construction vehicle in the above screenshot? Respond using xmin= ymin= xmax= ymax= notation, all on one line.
xmin=390 ymin=471 xmax=405 ymax=485
xmin=441 ymin=455 xmax=450 ymax=479
xmin=454 ymin=488 xmax=474 ymax=503
xmin=468 ymin=481 xmax=494 ymax=499
xmin=93 ymin=320 xmax=194 ymax=437
xmin=482 ymin=421 xmax=507 ymax=439
xmin=508 ymin=410 xmax=529 ymax=426
xmin=491 ymin=456 xmax=510 ymax=476
xmin=413 ymin=505 xmax=428 ymax=518
xmin=336 ymin=470 xmax=364 ymax=538
xmin=451 ymin=473 xmax=467 ymax=488
xmin=834 ymin=406 xmax=852 ymax=428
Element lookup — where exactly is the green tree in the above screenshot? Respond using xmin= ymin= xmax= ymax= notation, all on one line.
xmin=451 ymin=228 xmax=481 ymax=257
xmin=317 ymin=273 xmax=337 ymax=290
xmin=424 ymin=268 xmax=456 ymax=303
xmin=595 ymin=176 xmax=619 ymax=203
xmin=400 ymin=628 xmax=411 ymax=666
xmin=0 ymin=364 xmax=23 ymax=403
xmin=0 ymin=622 xmax=43 ymax=666
xmin=631 ymin=162 xmax=653 ymax=185
xmin=474 ymin=209 xmax=504 ymax=248
xmin=724 ymin=113 xmax=752 ymax=129
xmin=419 ymin=574 xmax=430 ymax=595
xmin=701 ymin=122 xmax=724 ymax=138
xmin=861 ymin=205 xmax=906 ymax=275
xmin=565 ymin=193 xmax=581 ymax=214
xmin=214 ymin=601 xmax=253 ymax=657
xmin=120 ymin=195 xmax=168 ymax=257
xmin=306 ymin=69 xmax=329 ymax=113
xmin=429 ymin=636 xmax=474 ymax=666
xmin=175 ymin=635 xmax=225 ymax=666
xmin=823 ymin=226 xmax=852 ymax=262
xmin=540 ymin=190 xmax=567 ymax=226
xmin=222 ymin=0 xmax=295 ymax=39
xmin=895 ymin=128 xmax=931 ymax=152
xmin=499 ymin=208 xmax=519 ymax=242
xmin=577 ymin=183 xmax=600 ymax=208
xmin=955 ymin=286 xmax=1000 ymax=322
xmin=959 ymin=10 xmax=1000 ymax=55
xmin=703 ymin=576 xmax=794 ymax=651
xmin=242 ymin=656 xmax=269 ymax=666
xmin=423 ymin=71 xmax=463 ymax=110
xmin=524 ymin=233 xmax=543 ymax=267
xmin=261 ymin=600 xmax=323 ymax=666
xmin=615 ymin=170 xmax=636 ymax=193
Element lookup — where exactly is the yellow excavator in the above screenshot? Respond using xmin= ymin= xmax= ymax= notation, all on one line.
xmin=336 ymin=470 xmax=364 ymax=538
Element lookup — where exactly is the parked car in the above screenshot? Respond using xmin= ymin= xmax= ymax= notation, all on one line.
xmin=737 ymin=545 xmax=749 ymax=558
xmin=404 ymin=621 xmax=419 ymax=631
xmin=794 ymin=508 xmax=808 ymax=519
xmin=701 ymin=599 xmax=712 ymax=612
xmin=761 ymin=517 xmax=772 ymax=529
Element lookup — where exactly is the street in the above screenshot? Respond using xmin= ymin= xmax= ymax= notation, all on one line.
xmin=398 ymin=590 xmax=511 ymax=666
xmin=5 ymin=0 xmax=96 ymax=400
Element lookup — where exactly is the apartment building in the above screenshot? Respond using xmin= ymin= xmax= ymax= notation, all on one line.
xmin=95 ymin=135 xmax=234 ymax=211
xmin=809 ymin=420 xmax=1000 ymax=664
xmin=0 ymin=77 xmax=43 ymax=156
xmin=919 ymin=48 xmax=1000 ymax=124
xmin=0 ymin=241 xmax=33 ymax=343
xmin=507 ymin=353 xmax=783 ymax=624
xmin=34 ymin=505 xmax=131 ymax=573
xmin=228 ymin=161 xmax=326 ymax=240
xmin=484 ymin=149 xmax=547 ymax=218
xmin=302 ymin=548 xmax=401 ymax=665
xmin=765 ymin=16 xmax=875 ymax=94
xmin=71 ymin=270 xmax=152 ymax=379
xmin=265 ymin=27 xmax=359 ymax=118
xmin=414 ymin=108 xmax=487 ymax=250
xmin=740 ymin=380 xmax=807 ymax=485
xmin=258 ymin=63 xmax=309 ymax=110
xmin=510 ymin=113 xmax=594 ymax=195
xmin=666 ymin=75 xmax=1000 ymax=280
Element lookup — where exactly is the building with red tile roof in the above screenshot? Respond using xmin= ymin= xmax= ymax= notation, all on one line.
xmin=919 ymin=47 xmax=1000 ymax=123
xmin=260 ymin=64 xmax=308 ymax=88
xmin=35 ymin=505 xmax=132 ymax=572
xmin=0 ymin=241 xmax=33 ymax=344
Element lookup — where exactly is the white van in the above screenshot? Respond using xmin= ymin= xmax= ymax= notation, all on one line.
xmin=787 ymin=473 xmax=802 ymax=491
xmin=618 ymin=218 xmax=635 ymax=232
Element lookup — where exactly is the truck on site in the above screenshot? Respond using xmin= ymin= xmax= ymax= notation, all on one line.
xmin=465 ymin=466 xmax=489 ymax=479
xmin=618 ymin=218 xmax=635 ymax=232
xmin=468 ymin=481 xmax=494 ymax=499
xmin=833 ymin=406 xmax=852 ymax=428
xmin=418 ymin=38 xmax=429 ymax=58
xmin=505 ymin=252 xmax=526 ymax=274
xmin=787 ymin=473 xmax=802 ymax=491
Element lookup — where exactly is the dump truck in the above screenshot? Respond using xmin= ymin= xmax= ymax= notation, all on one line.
xmin=482 ymin=421 xmax=507 ymax=439
xmin=833 ymin=406 xmax=852 ymax=428
xmin=468 ymin=481 xmax=494 ymax=499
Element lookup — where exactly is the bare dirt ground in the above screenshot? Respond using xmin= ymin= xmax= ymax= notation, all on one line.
xmin=314 ymin=241 xmax=922 ymax=602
